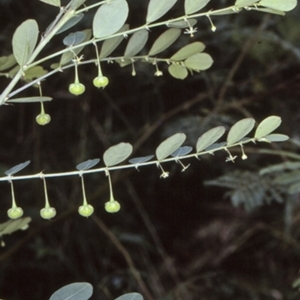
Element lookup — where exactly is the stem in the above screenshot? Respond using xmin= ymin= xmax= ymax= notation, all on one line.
xmin=80 ymin=175 xmax=88 ymax=206
xmin=43 ymin=177 xmax=50 ymax=208
xmin=106 ymin=170 xmax=114 ymax=201
xmin=10 ymin=180 xmax=17 ymax=208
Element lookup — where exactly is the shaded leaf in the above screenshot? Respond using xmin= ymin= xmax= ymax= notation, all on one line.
xmin=23 ymin=66 xmax=48 ymax=81
xmin=196 ymin=126 xmax=226 ymax=152
xmin=12 ymin=19 xmax=39 ymax=66
xmin=156 ymin=133 xmax=186 ymax=161
xmin=168 ymin=64 xmax=188 ymax=79
xmin=70 ymin=0 xmax=86 ymax=10
xmin=235 ymin=0 xmax=258 ymax=6
xmin=124 ymin=29 xmax=149 ymax=57
xmin=171 ymin=42 xmax=206 ymax=60
xmin=76 ymin=159 xmax=100 ymax=171
xmin=114 ymin=293 xmax=144 ymax=300
xmin=289 ymin=182 xmax=300 ymax=195
xmin=56 ymin=13 xmax=84 ymax=35
xmin=100 ymin=24 xmax=129 ymax=59
xmin=7 ymin=96 xmax=52 ymax=103
xmin=184 ymin=53 xmax=213 ymax=71
xmin=254 ymin=116 xmax=281 ymax=139
xmin=253 ymin=7 xmax=285 ymax=15
xmin=5 ymin=161 xmax=31 ymax=176
xmin=146 ymin=0 xmax=177 ymax=24
xmin=63 ymin=31 xmax=86 ymax=46
xmin=205 ymin=141 xmax=227 ymax=152
xmin=185 ymin=0 xmax=210 ymax=14
xmin=103 ymin=143 xmax=133 ymax=167
xmin=260 ymin=162 xmax=300 ymax=176
xmin=171 ymin=146 xmax=193 ymax=157
xmin=226 ymin=118 xmax=255 ymax=146
xmin=40 ymin=0 xmax=60 ymax=6
xmin=0 ymin=54 xmax=17 ymax=71
xmin=273 ymin=170 xmax=300 ymax=185
xmin=259 ymin=0 xmax=297 ymax=11
xmin=149 ymin=28 xmax=181 ymax=56
xmin=93 ymin=0 xmax=129 ymax=38
xmin=49 ymin=282 xmax=93 ymax=300
xmin=128 ymin=155 xmax=154 ymax=164
xmin=260 ymin=133 xmax=289 ymax=142
xmin=0 ymin=217 xmax=31 ymax=236
xmin=168 ymin=19 xmax=197 ymax=28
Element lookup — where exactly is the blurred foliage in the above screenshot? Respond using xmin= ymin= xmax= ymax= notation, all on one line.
xmin=0 ymin=0 xmax=300 ymax=299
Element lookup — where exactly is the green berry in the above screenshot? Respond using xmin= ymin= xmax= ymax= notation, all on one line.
xmin=93 ymin=76 xmax=109 ymax=88
xmin=105 ymin=200 xmax=121 ymax=213
xmin=78 ymin=204 xmax=94 ymax=217
xmin=69 ymin=83 xmax=85 ymax=95
xmin=7 ymin=207 xmax=24 ymax=219
xmin=40 ymin=207 xmax=56 ymax=220
xmin=36 ymin=113 xmax=51 ymax=126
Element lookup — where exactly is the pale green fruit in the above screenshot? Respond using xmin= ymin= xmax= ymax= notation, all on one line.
xmin=36 ymin=113 xmax=51 ymax=125
xmin=40 ymin=207 xmax=56 ymax=220
xmin=93 ymin=76 xmax=109 ymax=88
xmin=7 ymin=207 xmax=24 ymax=219
xmin=78 ymin=204 xmax=94 ymax=217
xmin=69 ymin=83 xmax=85 ymax=95
xmin=105 ymin=201 xmax=121 ymax=213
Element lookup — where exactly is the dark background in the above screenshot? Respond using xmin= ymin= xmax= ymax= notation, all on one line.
xmin=0 ymin=0 xmax=300 ymax=299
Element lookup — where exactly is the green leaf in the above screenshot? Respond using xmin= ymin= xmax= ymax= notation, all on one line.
xmin=103 ymin=142 xmax=133 ymax=167
xmin=259 ymin=0 xmax=297 ymax=11
xmin=0 ymin=217 xmax=31 ymax=236
xmin=252 ymin=7 xmax=285 ymax=15
xmin=226 ymin=118 xmax=255 ymax=146
xmin=168 ymin=64 xmax=188 ymax=79
xmin=235 ymin=0 xmax=258 ymax=6
xmin=76 ymin=159 xmax=100 ymax=171
xmin=49 ymin=282 xmax=93 ymax=300
xmin=185 ymin=0 xmax=210 ymax=15
xmin=168 ymin=19 xmax=197 ymax=28
xmin=63 ymin=31 xmax=86 ymax=46
xmin=254 ymin=116 xmax=281 ymax=139
xmin=260 ymin=162 xmax=300 ymax=175
xmin=171 ymin=146 xmax=193 ymax=157
xmin=259 ymin=133 xmax=289 ymax=142
xmin=184 ymin=53 xmax=213 ymax=71
xmin=148 ymin=28 xmax=181 ymax=56
xmin=289 ymin=182 xmax=300 ymax=195
xmin=124 ymin=29 xmax=149 ymax=57
xmin=93 ymin=0 xmax=129 ymax=38
xmin=156 ymin=133 xmax=186 ymax=161
xmin=56 ymin=13 xmax=84 ymax=35
xmin=196 ymin=126 xmax=226 ymax=152
xmin=146 ymin=0 xmax=178 ymax=24
xmin=171 ymin=42 xmax=206 ymax=60
xmin=0 ymin=54 xmax=17 ymax=71
xmin=39 ymin=0 xmax=60 ymax=6
xmin=12 ymin=19 xmax=39 ymax=66
xmin=7 ymin=97 xmax=52 ymax=103
xmin=23 ymin=66 xmax=48 ymax=81
xmin=70 ymin=0 xmax=86 ymax=10
xmin=114 ymin=293 xmax=144 ymax=300
xmin=5 ymin=161 xmax=31 ymax=176
xmin=100 ymin=24 xmax=129 ymax=59
xmin=128 ymin=155 xmax=154 ymax=164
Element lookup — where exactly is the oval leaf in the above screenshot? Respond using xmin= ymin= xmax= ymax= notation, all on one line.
xmin=185 ymin=0 xmax=210 ymax=14
xmin=124 ymin=29 xmax=149 ymax=57
xmin=171 ymin=42 xmax=206 ymax=60
xmin=254 ymin=116 xmax=282 ymax=139
xmin=100 ymin=24 xmax=129 ymax=59
xmin=148 ymin=28 xmax=181 ymax=56
xmin=114 ymin=293 xmax=144 ymax=300
xmin=196 ymin=126 xmax=226 ymax=152
xmin=226 ymin=118 xmax=255 ymax=146
xmin=7 ymin=96 xmax=52 ymax=103
xmin=103 ymin=142 xmax=133 ymax=167
xmin=12 ymin=19 xmax=39 ymax=66
xmin=49 ymin=282 xmax=93 ymax=300
xmin=184 ymin=53 xmax=213 ymax=71
xmin=0 ymin=54 xmax=17 ymax=71
xmin=76 ymin=158 xmax=100 ymax=171
xmin=63 ymin=31 xmax=86 ymax=46
xmin=259 ymin=134 xmax=289 ymax=142
xmin=128 ymin=155 xmax=154 ymax=164
xmin=5 ymin=161 xmax=31 ymax=176
xmin=168 ymin=64 xmax=188 ymax=79
xmin=235 ymin=0 xmax=258 ymax=6
xmin=259 ymin=0 xmax=297 ymax=11
xmin=0 ymin=217 xmax=31 ymax=236
xmin=93 ymin=0 xmax=129 ymax=38
xmin=171 ymin=146 xmax=193 ymax=157
xmin=56 ymin=13 xmax=84 ymax=35
xmin=70 ymin=0 xmax=86 ymax=10
xmin=156 ymin=133 xmax=186 ymax=161
xmin=146 ymin=0 xmax=178 ymax=24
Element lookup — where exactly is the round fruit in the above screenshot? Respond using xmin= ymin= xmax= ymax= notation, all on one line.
xmin=69 ymin=83 xmax=85 ymax=95
xmin=40 ymin=207 xmax=56 ymax=220
xmin=78 ymin=204 xmax=94 ymax=217
xmin=105 ymin=200 xmax=121 ymax=213
xmin=93 ymin=76 xmax=109 ymax=88
xmin=36 ymin=113 xmax=51 ymax=126
xmin=7 ymin=207 xmax=24 ymax=219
